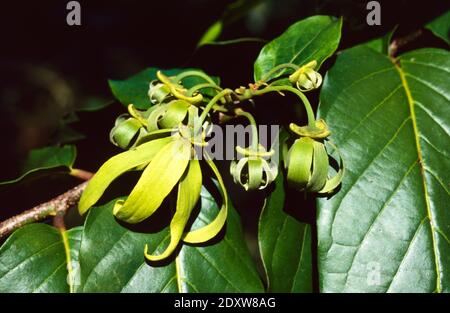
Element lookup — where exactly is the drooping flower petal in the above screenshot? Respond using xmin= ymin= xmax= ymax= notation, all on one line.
xmin=147 ymin=104 xmax=168 ymax=132
xmin=158 ymin=100 xmax=190 ymax=129
xmin=148 ymin=80 xmax=171 ymax=104
xmin=230 ymin=157 xmax=247 ymax=186
xmin=183 ymin=152 xmax=227 ymax=244
xmin=78 ymin=136 xmax=173 ymax=215
xmin=318 ymin=142 xmax=345 ymax=194
xmin=144 ymin=159 xmax=202 ymax=261
xmin=113 ymin=138 xmax=191 ymax=223
xmin=285 ymin=131 xmax=344 ymax=194
xmin=306 ymin=140 xmax=328 ymax=192
xmin=247 ymin=159 xmax=264 ymax=190
xmin=109 ymin=117 xmax=145 ymax=149
xmin=286 ymin=137 xmax=314 ymax=190
xmin=230 ymin=144 xmax=278 ymax=191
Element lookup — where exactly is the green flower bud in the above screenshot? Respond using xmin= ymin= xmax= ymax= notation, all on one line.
xmin=158 ymin=100 xmax=191 ymax=129
xmin=285 ymin=120 xmax=344 ymax=193
xmin=289 ymin=60 xmax=322 ymax=92
xmin=148 ymin=80 xmax=171 ymax=104
xmin=110 ymin=115 xmax=145 ymax=149
xmin=230 ymin=144 xmax=278 ymax=191
xmin=110 ymin=104 xmax=149 ymax=149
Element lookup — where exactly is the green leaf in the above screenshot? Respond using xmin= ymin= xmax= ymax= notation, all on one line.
xmin=259 ymin=172 xmax=313 ymax=292
xmin=254 ymin=15 xmax=342 ymax=81
xmin=52 ymin=123 xmax=85 ymax=144
xmin=317 ymin=46 xmax=450 ymax=292
xmin=0 ymin=145 xmax=76 ymax=187
xmin=77 ymin=97 xmax=112 ymax=112
xmin=357 ymin=28 xmax=396 ymax=55
xmin=199 ymin=37 xmax=266 ymax=47
xmin=0 ymin=224 xmax=82 ymax=293
xmin=78 ymin=188 xmax=264 ymax=292
xmin=426 ymin=10 xmax=450 ymax=45
xmin=197 ymin=21 xmax=223 ymax=47
xmin=109 ymin=68 xmax=219 ymax=110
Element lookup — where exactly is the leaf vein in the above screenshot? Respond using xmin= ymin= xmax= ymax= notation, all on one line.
xmin=329 ymin=117 xmax=411 ymax=238
xmin=342 ymin=160 xmax=418 ymax=287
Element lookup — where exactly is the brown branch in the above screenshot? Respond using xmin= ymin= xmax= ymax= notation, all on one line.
xmin=389 ymin=29 xmax=423 ymax=58
xmin=70 ymin=168 xmax=94 ymax=181
xmin=0 ymin=179 xmax=90 ymax=239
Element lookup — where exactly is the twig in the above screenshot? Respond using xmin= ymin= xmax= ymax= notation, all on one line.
xmin=70 ymin=168 xmax=94 ymax=181
xmin=0 ymin=178 xmax=91 ymax=239
xmin=389 ymin=29 xmax=423 ymax=58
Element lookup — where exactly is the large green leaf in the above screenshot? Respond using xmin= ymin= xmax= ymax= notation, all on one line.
xmin=254 ymin=15 xmax=342 ymax=81
xmin=426 ymin=10 xmax=450 ymax=45
xmin=78 ymin=188 xmax=264 ymax=292
xmin=259 ymin=173 xmax=313 ymax=292
xmin=0 ymin=224 xmax=82 ymax=293
xmin=109 ymin=68 xmax=219 ymax=110
xmin=0 ymin=145 xmax=76 ymax=187
xmin=317 ymin=46 xmax=450 ymax=292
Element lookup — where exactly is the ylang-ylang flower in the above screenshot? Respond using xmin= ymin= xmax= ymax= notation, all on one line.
xmin=284 ymin=119 xmax=344 ymax=193
xmin=79 ymin=71 xmax=227 ymax=262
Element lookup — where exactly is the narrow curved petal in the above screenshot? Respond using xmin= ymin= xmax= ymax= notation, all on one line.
xmin=286 ymin=137 xmax=314 ymax=189
xmin=247 ymin=158 xmax=263 ymax=190
xmin=319 ymin=141 xmax=345 ymax=194
xmin=183 ymin=152 xmax=228 ymax=244
xmin=114 ymin=138 xmax=191 ymax=223
xmin=109 ymin=117 xmax=143 ymax=149
xmin=144 ymin=159 xmax=202 ymax=261
xmin=78 ymin=136 xmax=173 ymax=215
xmin=306 ymin=141 xmax=329 ymax=192
xmin=233 ymin=158 xmax=248 ymax=187
xmin=158 ymin=100 xmax=190 ymax=129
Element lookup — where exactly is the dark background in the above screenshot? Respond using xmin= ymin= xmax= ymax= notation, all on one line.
xmin=0 ymin=0 xmax=448 ymax=174
xmin=0 ymin=0 xmax=448 ymax=289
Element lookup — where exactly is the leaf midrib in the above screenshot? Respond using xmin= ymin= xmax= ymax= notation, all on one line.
xmin=394 ymin=60 xmax=441 ymax=293
xmin=59 ymin=230 xmax=74 ymax=293
xmin=288 ymin=18 xmax=335 ymax=65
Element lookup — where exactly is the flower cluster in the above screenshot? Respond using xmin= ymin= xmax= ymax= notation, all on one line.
xmin=79 ymin=61 xmax=344 ymax=261
xmin=79 ymin=70 xmax=227 ymax=261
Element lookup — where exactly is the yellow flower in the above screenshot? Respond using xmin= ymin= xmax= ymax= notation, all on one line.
xmin=230 ymin=144 xmax=278 ymax=191
xmin=79 ymin=111 xmax=227 ymax=261
xmin=289 ymin=60 xmax=323 ymax=91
